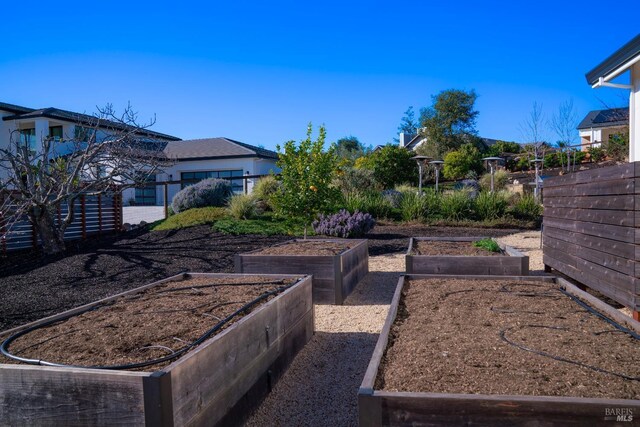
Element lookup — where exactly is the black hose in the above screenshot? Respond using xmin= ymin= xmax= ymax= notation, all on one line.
xmin=557 ymin=287 xmax=640 ymax=340
xmin=1 ymin=283 xmax=294 ymax=370
xmin=500 ymin=326 xmax=640 ymax=381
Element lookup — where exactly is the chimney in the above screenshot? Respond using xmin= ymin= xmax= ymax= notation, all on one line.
xmin=399 ymin=132 xmax=411 ymax=148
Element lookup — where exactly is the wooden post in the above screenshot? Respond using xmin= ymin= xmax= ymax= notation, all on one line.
xmin=0 ymin=205 xmax=6 ymax=257
xmin=97 ymin=193 xmax=102 ymax=234
xmin=164 ymin=183 xmax=169 ymax=219
xmin=81 ymin=195 xmax=87 ymax=240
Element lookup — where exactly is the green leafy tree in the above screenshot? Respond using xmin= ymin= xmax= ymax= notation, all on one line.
xmin=483 ymin=140 xmax=522 ymax=156
xmin=274 ymin=124 xmax=340 ymax=238
xmin=443 ymin=143 xmax=483 ymax=180
xmin=419 ymin=89 xmax=480 ymax=155
xmin=354 ymin=145 xmax=417 ymax=189
xmin=335 ymin=135 xmax=370 ymax=166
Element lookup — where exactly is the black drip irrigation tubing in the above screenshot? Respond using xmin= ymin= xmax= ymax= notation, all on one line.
xmin=496 ymin=284 xmax=640 ymax=382
xmin=0 ymin=282 xmax=294 ymax=370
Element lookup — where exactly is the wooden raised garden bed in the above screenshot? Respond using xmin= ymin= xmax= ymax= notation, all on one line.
xmin=235 ymin=239 xmax=369 ymax=305
xmin=0 ymin=273 xmax=313 ymax=427
xmin=406 ymin=237 xmax=529 ymax=275
xmin=358 ymin=274 xmax=640 ymax=426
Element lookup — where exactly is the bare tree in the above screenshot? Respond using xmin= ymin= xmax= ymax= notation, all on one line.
xmin=0 ymin=104 xmax=170 ymax=255
xmin=550 ymin=99 xmax=579 ymax=172
xmin=519 ymin=102 xmax=549 ymax=172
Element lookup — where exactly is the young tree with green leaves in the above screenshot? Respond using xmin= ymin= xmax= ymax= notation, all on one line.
xmin=335 ymin=135 xmax=370 ymax=165
xmin=274 ymin=124 xmax=340 ymax=238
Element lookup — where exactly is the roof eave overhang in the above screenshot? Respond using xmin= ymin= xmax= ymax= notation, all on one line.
xmin=586 ymin=34 xmax=640 ymax=85
xmin=171 ymin=154 xmax=277 ymax=162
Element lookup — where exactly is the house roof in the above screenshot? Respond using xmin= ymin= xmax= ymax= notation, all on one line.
xmin=585 ymin=34 xmax=640 ymax=85
xmin=2 ymin=103 xmax=181 ymax=141
xmin=0 ymin=101 xmax=34 ymax=115
xmin=163 ymin=137 xmax=278 ymax=161
xmin=577 ymin=107 xmax=629 ymax=130
xmin=404 ymin=134 xmax=502 ymax=151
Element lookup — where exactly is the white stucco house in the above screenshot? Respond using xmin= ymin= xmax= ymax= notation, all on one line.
xmin=126 ymin=137 xmax=280 ymax=206
xmin=586 ymin=33 xmax=640 ymax=161
xmin=0 ymin=101 xmax=181 ymax=181
xmin=577 ymin=107 xmax=629 ymax=151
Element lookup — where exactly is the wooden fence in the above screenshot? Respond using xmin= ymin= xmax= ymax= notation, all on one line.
xmin=0 ymin=192 xmax=122 ymax=255
xmin=542 ymin=162 xmax=640 ymax=320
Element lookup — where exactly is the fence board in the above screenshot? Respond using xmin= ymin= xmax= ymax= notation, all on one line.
xmin=543 ymin=163 xmax=640 ymax=317
xmin=1 ymin=191 xmax=122 ymax=254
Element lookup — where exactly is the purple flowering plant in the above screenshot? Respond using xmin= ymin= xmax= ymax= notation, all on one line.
xmin=312 ymin=209 xmax=375 ymax=238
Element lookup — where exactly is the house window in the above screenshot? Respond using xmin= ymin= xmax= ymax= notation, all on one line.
xmin=74 ymin=125 xmax=95 ymax=142
xmin=181 ymin=170 xmax=244 ymax=193
xmin=135 ymin=174 xmax=157 ymax=206
xmin=19 ymin=128 xmax=36 ymax=151
xmin=49 ymin=126 xmax=63 ymax=141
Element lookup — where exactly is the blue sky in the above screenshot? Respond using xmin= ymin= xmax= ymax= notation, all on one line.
xmin=0 ymin=1 xmax=638 ymax=150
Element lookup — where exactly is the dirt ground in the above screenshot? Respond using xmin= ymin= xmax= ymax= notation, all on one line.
xmin=2 ymin=276 xmax=296 ymax=370
xmin=377 ymin=277 xmax=640 ymax=399
xmin=251 ymin=240 xmax=355 ymax=256
xmin=412 ymin=240 xmax=503 ymax=256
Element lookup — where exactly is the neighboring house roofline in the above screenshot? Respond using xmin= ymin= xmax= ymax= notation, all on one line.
xmin=585 ymin=34 xmax=640 ymax=85
xmin=2 ymin=103 xmax=181 ymax=141
xmin=164 ymin=137 xmax=278 ymax=161
xmin=576 ymin=107 xmax=629 ymax=130
xmin=0 ymin=101 xmax=34 ymax=115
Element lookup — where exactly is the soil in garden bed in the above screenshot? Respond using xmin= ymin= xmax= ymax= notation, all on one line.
xmin=412 ymin=240 xmax=503 ymax=256
xmin=1 ymin=276 xmax=298 ymax=371
xmin=251 ymin=240 xmax=357 ymax=256
xmin=377 ymin=278 xmax=640 ymax=399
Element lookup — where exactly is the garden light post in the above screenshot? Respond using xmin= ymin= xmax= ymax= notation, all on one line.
xmin=429 ymin=160 xmax=444 ymax=192
xmin=481 ymin=157 xmax=502 ymax=193
xmin=411 ymin=155 xmax=432 ymax=195
xmin=530 ymin=158 xmax=544 ymax=201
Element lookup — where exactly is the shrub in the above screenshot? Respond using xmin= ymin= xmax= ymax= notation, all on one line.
xmin=253 ymin=176 xmax=281 ymax=211
xmin=333 ymin=167 xmax=380 ymax=194
xmin=399 ymin=189 xmax=440 ymax=222
xmin=171 ymin=178 xmax=233 ymax=213
xmin=454 ymin=179 xmax=480 ymax=199
xmin=509 ymin=193 xmax=542 ymax=221
xmin=607 ymin=133 xmax=628 ymax=162
xmin=354 ymin=145 xmax=418 ymax=189
xmin=443 ymin=143 xmax=482 ymax=180
xmin=440 ymin=190 xmax=474 ymax=221
xmin=587 ymin=146 xmax=606 ymax=163
xmin=474 ymin=191 xmax=509 ymax=220
xmin=152 ymin=207 xmax=227 ymax=231
xmin=312 ymin=209 xmax=375 ymax=238
xmin=473 ymin=238 xmax=501 ymax=252
xmin=227 ymin=194 xmax=260 ymax=220
xmin=381 ymin=189 xmax=403 ymax=208
xmin=479 ymin=170 xmax=509 ymax=192
xmin=342 ymin=191 xmax=393 ymax=219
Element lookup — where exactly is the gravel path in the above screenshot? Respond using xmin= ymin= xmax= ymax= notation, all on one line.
xmin=245 ymin=254 xmax=404 ymax=427
xmin=495 ymin=230 xmax=544 ymax=274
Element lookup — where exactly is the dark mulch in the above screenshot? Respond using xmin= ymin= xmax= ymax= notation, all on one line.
xmin=0 ymin=223 xmax=523 ymax=332
xmin=0 ymin=227 xmax=289 ymax=331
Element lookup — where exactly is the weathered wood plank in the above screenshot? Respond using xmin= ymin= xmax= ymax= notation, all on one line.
xmin=406 ymin=238 xmax=529 ymax=275
xmin=543 ymin=226 xmax=636 ymax=260
xmin=0 ymin=366 xmax=147 ymax=426
xmin=543 ymin=217 xmax=635 ymax=243
xmin=168 ymin=276 xmax=313 ymax=427
xmin=544 ymin=162 xmax=637 ymax=187
xmin=544 ymin=207 xmax=635 ymax=227
xmin=236 ymin=239 xmax=368 ymax=305
xmin=543 ymin=178 xmax=638 ymax=197
xmin=544 ymin=194 xmax=636 ymax=210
